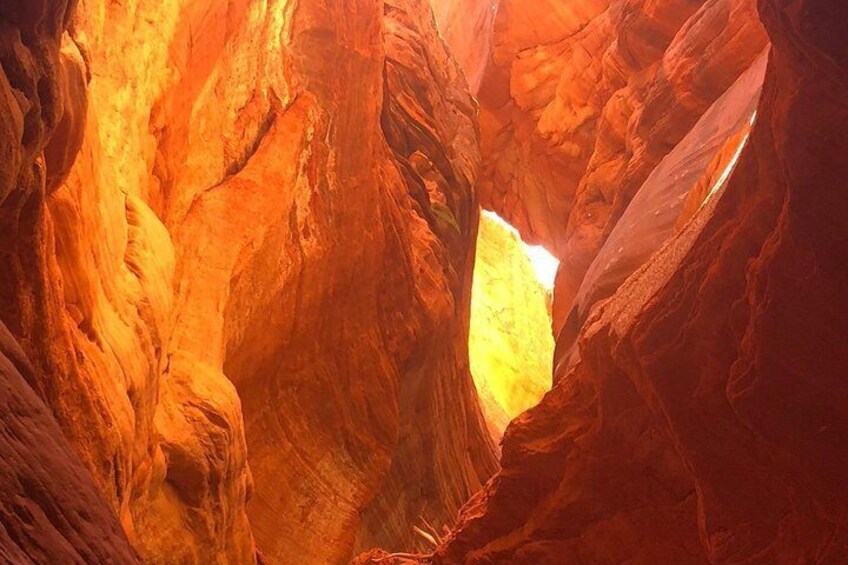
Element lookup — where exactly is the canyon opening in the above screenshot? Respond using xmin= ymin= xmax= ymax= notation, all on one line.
xmin=1 ymin=1 xmax=846 ymax=565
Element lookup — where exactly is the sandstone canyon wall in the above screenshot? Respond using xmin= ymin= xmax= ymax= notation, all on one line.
xmin=429 ymin=0 xmax=497 ymax=93
xmin=555 ymin=48 xmax=768 ymax=371
xmin=1 ymin=0 xmax=495 ymax=563
xmin=1 ymin=1 xmax=137 ymax=562
xmin=4 ymin=0 xmax=848 ymax=563
xmin=431 ymin=0 xmax=848 ymax=562
xmin=462 ymin=0 xmax=769 ymax=331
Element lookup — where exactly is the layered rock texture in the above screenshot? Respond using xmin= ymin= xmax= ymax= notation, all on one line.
xmin=4 ymin=0 xmax=848 ymax=563
xmin=0 ymin=323 xmax=138 ymax=564
xmin=469 ymin=212 xmax=553 ymax=439
xmin=463 ymin=0 xmax=769 ymax=330
xmin=430 ymin=0 xmax=848 ymax=562
xmin=1 ymin=0 xmax=495 ymax=563
xmin=352 ymin=0 xmax=497 ymax=556
xmin=1 ymin=1 xmax=136 ymax=562
xmin=556 ymin=48 xmax=768 ymax=370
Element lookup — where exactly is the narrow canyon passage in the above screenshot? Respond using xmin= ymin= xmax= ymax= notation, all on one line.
xmin=469 ymin=210 xmax=556 ymax=440
xmin=1 ymin=1 xmax=847 ymax=565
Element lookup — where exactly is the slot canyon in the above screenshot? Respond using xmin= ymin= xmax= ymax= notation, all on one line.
xmin=0 ymin=0 xmax=846 ymax=563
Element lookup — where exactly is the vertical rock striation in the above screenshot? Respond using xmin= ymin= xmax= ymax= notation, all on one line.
xmin=3 ymin=0 xmax=495 ymax=562
xmin=0 ymin=4 xmax=138 ymax=560
xmin=353 ymin=0 xmax=499 ymax=555
xmin=208 ymin=0 xmax=496 ymax=560
xmin=434 ymin=0 xmax=848 ymax=562
xmin=463 ymin=0 xmax=769 ymax=331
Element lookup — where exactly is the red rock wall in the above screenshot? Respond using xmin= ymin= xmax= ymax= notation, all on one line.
xmin=555 ymin=49 xmax=768 ymax=372
xmin=352 ymin=0 xmax=498 ymax=555
xmin=1 ymin=0 xmax=495 ymax=563
xmin=0 ymin=323 xmax=139 ymax=563
xmin=468 ymin=0 xmax=769 ymax=331
xmin=0 ymin=1 xmax=138 ymax=561
xmin=429 ymin=0 xmax=498 ymax=92
xmin=433 ymin=0 xmax=848 ymax=562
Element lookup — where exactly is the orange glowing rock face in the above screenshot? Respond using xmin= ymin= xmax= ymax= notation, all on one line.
xmin=469 ymin=212 xmax=554 ymax=439
xmin=435 ymin=1 xmax=848 ymax=563
xmin=4 ymin=1 xmax=848 ymax=564
xmin=1 ymin=0 xmax=495 ymax=563
xmin=468 ymin=0 xmax=769 ymax=333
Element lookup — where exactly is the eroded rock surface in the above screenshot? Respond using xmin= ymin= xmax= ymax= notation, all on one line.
xmin=466 ymin=0 xmax=769 ymax=331
xmin=7 ymin=0 xmax=847 ymax=563
xmin=352 ymin=0 xmax=498 ymax=555
xmin=430 ymin=0 xmax=498 ymax=92
xmin=0 ymin=1 xmax=137 ymax=562
xmin=0 ymin=324 xmax=139 ymax=564
xmin=556 ymin=48 xmax=768 ymax=371
xmin=2 ymin=0 xmax=494 ymax=563
xmin=433 ymin=0 xmax=848 ymax=562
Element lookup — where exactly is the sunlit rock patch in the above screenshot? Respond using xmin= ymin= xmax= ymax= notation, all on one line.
xmin=469 ymin=211 xmax=555 ymax=439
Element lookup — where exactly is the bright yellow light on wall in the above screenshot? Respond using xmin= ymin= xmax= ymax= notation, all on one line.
xmin=469 ymin=211 xmax=556 ymax=440
xmin=481 ymin=211 xmax=559 ymax=289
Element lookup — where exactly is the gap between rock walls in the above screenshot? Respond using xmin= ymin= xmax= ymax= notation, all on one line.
xmin=1 ymin=0 xmax=847 ymax=564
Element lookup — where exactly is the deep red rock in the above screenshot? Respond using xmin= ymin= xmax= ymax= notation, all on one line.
xmin=433 ymin=0 xmax=848 ymax=562
xmin=5 ymin=0 xmax=848 ymax=564
xmin=0 ymin=324 xmax=138 ymax=563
